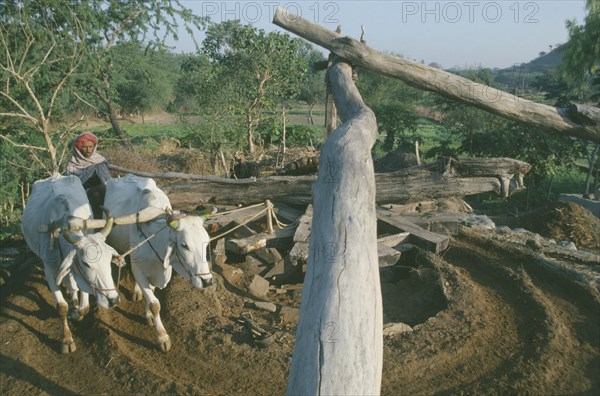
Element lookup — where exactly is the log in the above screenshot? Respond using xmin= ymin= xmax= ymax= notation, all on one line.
xmin=286 ymin=58 xmax=382 ymax=395
xmin=273 ymin=7 xmax=599 ymax=144
xmin=164 ymin=157 xmax=530 ymax=210
xmin=109 ymin=165 xmax=252 ymax=184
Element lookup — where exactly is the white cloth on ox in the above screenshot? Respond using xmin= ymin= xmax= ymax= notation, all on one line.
xmin=65 ymin=134 xmax=111 ymax=186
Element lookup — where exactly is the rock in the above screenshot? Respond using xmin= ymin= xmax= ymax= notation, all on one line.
xmin=496 ymin=226 xmax=512 ymax=234
xmin=383 ymin=322 xmax=414 ymax=336
xmin=526 ymin=239 xmax=542 ymax=251
xmin=460 ymin=214 xmax=495 ymax=230
xmin=248 ymin=274 xmax=270 ymax=298
xmin=263 ymin=257 xmax=301 ymax=285
xmin=557 ymin=240 xmax=577 ymax=251
xmin=242 ymin=255 xmax=269 ymax=276
xmin=279 ymin=306 xmax=300 ymax=324
xmin=254 ymin=247 xmax=283 ymax=265
xmin=254 ymin=301 xmax=277 ymax=312
xmin=217 ymin=262 xmax=243 ymax=284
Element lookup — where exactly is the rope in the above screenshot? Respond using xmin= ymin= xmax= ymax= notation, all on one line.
xmin=211 ymin=202 xmax=265 ymax=216
xmin=209 ymin=206 xmax=269 ymax=241
xmin=208 ymin=201 xmax=301 ymax=241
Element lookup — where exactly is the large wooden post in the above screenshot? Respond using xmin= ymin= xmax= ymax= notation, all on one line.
xmin=285 ymin=56 xmax=382 ymax=394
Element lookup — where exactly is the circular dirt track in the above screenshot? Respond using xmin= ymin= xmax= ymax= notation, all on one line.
xmin=1 ymin=228 xmax=599 ymax=395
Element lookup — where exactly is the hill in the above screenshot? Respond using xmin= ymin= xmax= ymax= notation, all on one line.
xmin=493 ymin=44 xmax=565 ymax=90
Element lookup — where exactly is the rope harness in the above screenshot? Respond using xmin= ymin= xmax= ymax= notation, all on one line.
xmin=134 ymin=211 xmax=211 ymax=283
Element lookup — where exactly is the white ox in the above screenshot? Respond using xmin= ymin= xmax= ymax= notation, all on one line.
xmin=22 ymin=174 xmax=120 ymax=353
xmin=104 ymin=174 xmax=213 ymax=352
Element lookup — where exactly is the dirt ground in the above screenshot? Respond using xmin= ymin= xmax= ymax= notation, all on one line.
xmin=1 ymin=216 xmax=599 ymax=395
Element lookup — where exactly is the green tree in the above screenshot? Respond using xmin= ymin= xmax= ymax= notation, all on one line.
xmin=202 ymin=21 xmax=309 ymax=153
xmin=357 ymin=68 xmax=421 ymax=155
xmin=1 ymin=0 xmax=205 ymax=172
xmin=296 ymin=46 xmax=326 ymax=125
xmin=111 ymin=42 xmax=177 ymax=121
xmin=562 ymin=0 xmax=600 ymax=87
xmin=1 ymin=1 xmax=86 ymax=173
xmin=71 ymin=1 xmax=206 ymax=145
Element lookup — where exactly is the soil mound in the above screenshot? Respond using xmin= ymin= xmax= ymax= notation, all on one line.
xmin=374 ymin=148 xmax=419 ymax=173
xmin=520 ymin=201 xmax=600 ymax=250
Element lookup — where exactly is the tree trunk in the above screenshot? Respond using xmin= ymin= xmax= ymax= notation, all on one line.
xmin=282 ymin=107 xmax=287 ymax=154
xmin=308 ymin=103 xmax=315 ymax=125
xmin=286 ymin=57 xmax=382 ymax=395
xmin=585 ymin=143 xmax=599 ymax=196
xmin=272 ymin=8 xmax=600 ymax=144
xmin=246 ymin=111 xmax=255 ymax=154
xmin=106 ymin=101 xmax=129 ymax=146
xmin=91 ymin=82 xmax=131 ymax=148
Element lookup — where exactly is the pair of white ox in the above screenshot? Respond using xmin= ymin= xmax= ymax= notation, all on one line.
xmin=22 ymin=174 xmax=213 ymax=354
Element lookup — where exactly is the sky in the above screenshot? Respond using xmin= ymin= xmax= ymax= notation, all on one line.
xmin=172 ymin=0 xmax=588 ymax=69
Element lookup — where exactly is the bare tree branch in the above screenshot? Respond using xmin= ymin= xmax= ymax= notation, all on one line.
xmin=0 ymin=92 xmax=38 ymax=124
xmin=0 ymin=134 xmax=47 ymax=151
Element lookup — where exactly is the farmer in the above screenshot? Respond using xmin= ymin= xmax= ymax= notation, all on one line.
xmin=65 ymin=132 xmax=112 ymax=218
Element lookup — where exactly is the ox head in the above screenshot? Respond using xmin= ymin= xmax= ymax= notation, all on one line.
xmin=163 ymin=212 xmax=214 ymax=290
xmin=56 ymin=216 xmax=121 ymax=308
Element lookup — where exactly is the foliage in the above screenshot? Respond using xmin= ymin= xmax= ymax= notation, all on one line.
xmin=562 ymin=0 xmax=600 ymax=86
xmin=1 ymin=0 xmax=88 ymax=172
xmin=110 ymin=42 xmax=179 ymax=116
xmin=284 ymin=125 xmax=323 ymax=147
xmin=433 ymin=69 xmax=582 ymax=192
xmin=532 ymin=68 xmax=586 ymax=106
xmin=356 ymin=67 xmax=422 ymax=156
xmin=201 ymin=20 xmax=310 ymax=153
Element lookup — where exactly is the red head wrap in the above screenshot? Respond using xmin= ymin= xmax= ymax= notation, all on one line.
xmin=75 ymin=132 xmax=98 ymax=151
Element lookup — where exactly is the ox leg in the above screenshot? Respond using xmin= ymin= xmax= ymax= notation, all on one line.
xmin=45 ymin=267 xmax=76 ymax=353
xmin=77 ymin=292 xmax=90 ymax=319
xmin=132 ymin=269 xmax=171 ymax=353
xmin=64 ymin=274 xmax=89 ymax=321
xmin=63 ymin=274 xmax=79 ymax=319
xmin=132 ymin=282 xmax=143 ymax=302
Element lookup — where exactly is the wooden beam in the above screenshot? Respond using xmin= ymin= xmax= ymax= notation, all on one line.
xmin=273 ymin=7 xmax=599 ymax=143
xmin=376 ymin=208 xmax=450 ymax=254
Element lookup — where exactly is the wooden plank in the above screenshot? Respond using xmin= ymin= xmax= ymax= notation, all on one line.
xmin=225 ymin=226 xmax=295 ymax=255
xmin=377 ymin=244 xmax=401 ymax=268
xmin=377 ymin=232 xmax=410 ymax=248
xmin=293 ymin=204 xmax=313 ymax=243
xmin=273 ymin=201 xmax=306 ymax=223
xmin=376 ymin=208 xmax=449 ymax=254
xmin=288 ymin=242 xmax=309 ymax=267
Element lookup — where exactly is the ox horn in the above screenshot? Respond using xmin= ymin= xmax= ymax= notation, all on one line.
xmin=100 ymin=207 xmax=114 ymax=237
xmin=167 ymin=212 xmax=187 ymax=230
xmin=198 ymin=206 xmax=218 ymax=221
